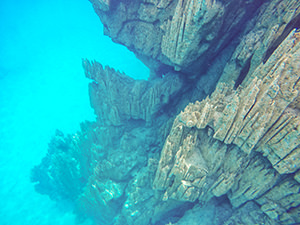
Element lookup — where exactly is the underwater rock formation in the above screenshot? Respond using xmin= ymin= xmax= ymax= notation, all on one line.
xmin=31 ymin=0 xmax=300 ymax=224
xmin=218 ymin=0 xmax=300 ymax=89
xmin=153 ymin=29 xmax=300 ymax=224
xmin=82 ymin=59 xmax=183 ymax=126
xmin=31 ymin=127 xmax=96 ymax=201
xmin=89 ymin=0 xmax=263 ymax=76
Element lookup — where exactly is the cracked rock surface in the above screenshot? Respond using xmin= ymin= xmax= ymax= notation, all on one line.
xmin=31 ymin=0 xmax=300 ymax=224
xmin=154 ymin=29 xmax=300 ymax=224
xmin=90 ymin=0 xmax=263 ymax=76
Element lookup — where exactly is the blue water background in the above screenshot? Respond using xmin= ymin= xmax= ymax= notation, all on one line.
xmin=0 ymin=0 xmax=149 ymax=224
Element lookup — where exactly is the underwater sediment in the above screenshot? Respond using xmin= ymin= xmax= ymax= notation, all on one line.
xmin=31 ymin=0 xmax=300 ymax=224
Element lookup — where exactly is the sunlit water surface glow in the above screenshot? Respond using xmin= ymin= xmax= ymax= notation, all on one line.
xmin=0 ymin=0 xmax=149 ymax=224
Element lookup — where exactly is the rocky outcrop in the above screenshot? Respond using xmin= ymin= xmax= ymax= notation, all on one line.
xmin=218 ymin=0 xmax=300 ymax=88
xmin=177 ymin=29 xmax=300 ymax=174
xmin=82 ymin=59 xmax=183 ymax=126
xmin=32 ymin=59 xmax=195 ymax=224
xmin=90 ymin=0 xmax=263 ymax=76
xmin=31 ymin=0 xmax=300 ymax=224
xmin=173 ymin=200 xmax=276 ymax=225
xmin=153 ymin=29 xmax=300 ymax=224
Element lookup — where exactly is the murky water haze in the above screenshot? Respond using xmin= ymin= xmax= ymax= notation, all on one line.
xmin=0 ymin=0 xmax=149 ymax=224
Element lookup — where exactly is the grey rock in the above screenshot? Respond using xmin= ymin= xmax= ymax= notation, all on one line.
xmin=83 ymin=59 xmax=183 ymax=126
xmin=31 ymin=1 xmax=300 ymax=225
xmin=89 ymin=0 xmax=263 ymax=76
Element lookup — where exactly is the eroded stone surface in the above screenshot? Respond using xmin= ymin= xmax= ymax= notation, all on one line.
xmin=89 ymin=0 xmax=263 ymax=76
xmin=176 ymin=30 xmax=300 ymax=174
xmin=218 ymin=0 xmax=300 ymax=88
xmin=31 ymin=0 xmax=300 ymax=225
xmin=83 ymin=59 xmax=183 ymax=126
xmin=153 ymin=29 xmax=300 ymax=224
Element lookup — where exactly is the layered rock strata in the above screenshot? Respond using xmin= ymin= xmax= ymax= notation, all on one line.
xmin=31 ymin=0 xmax=300 ymax=224
xmin=153 ymin=29 xmax=300 ymax=224
xmin=32 ymin=61 xmax=200 ymax=224
xmin=218 ymin=0 xmax=300 ymax=89
xmin=90 ymin=0 xmax=263 ymax=76
xmin=82 ymin=59 xmax=183 ymax=126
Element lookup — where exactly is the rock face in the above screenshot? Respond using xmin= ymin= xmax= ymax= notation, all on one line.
xmin=218 ymin=0 xmax=300 ymax=89
xmin=90 ymin=0 xmax=263 ymax=76
xmin=82 ymin=59 xmax=183 ymax=126
xmin=153 ymin=29 xmax=300 ymax=224
xmin=31 ymin=0 xmax=300 ymax=224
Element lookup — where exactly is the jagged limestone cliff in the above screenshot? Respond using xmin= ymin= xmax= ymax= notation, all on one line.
xmin=31 ymin=0 xmax=300 ymax=224
xmin=153 ymin=29 xmax=300 ymax=225
xmin=89 ymin=0 xmax=263 ymax=76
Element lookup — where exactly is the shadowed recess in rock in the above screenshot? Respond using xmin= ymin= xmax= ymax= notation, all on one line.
xmin=263 ymin=11 xmax=300 ymax=64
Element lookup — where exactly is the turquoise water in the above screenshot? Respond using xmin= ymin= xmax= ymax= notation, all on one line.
xmin=0 ymin=0 xmax=149 ymax=224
